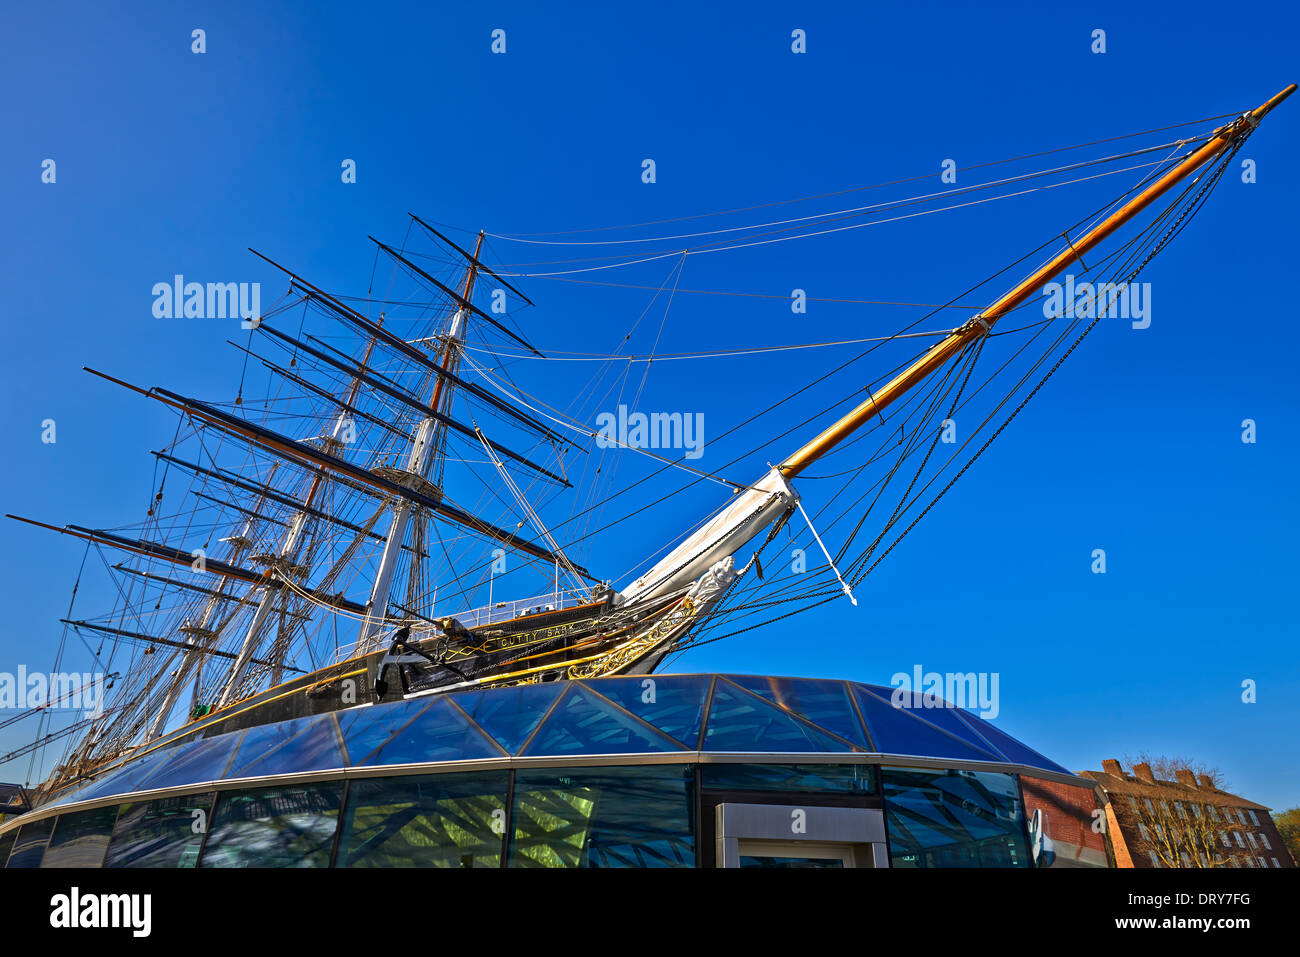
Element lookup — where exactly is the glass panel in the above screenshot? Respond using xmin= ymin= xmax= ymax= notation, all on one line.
xmin=139 ymin=731 xmax=245 ymax=791
xmin=41 ymin=806 xmax=119 ymax=868
xmin=949 ymin=711 xmax=1071 ymax=775
xmin=5 ymin=817 xmax=54 ymax=868
xmin=701 ymin=763 xmax=876 ymax=794
xmin=852 ymin=686 xmax=1000 ymax=762
xmin=878 ymin=690 xmax=1002 ymax=757
xmin=521 ymin=684 xmax=685 ymax=756
xmin=57 ymin=743 xmax=180 ymax=804
xmin=740 ymin=855 xmax=844 ymax=868
xmin=199 ymin=783 xmax=342 ymax=868
xmin=882 ymin=767 xmax=1030 ymax=868
xmin=0 ymin=828 xmax=15 ymax=867
xmin=227 ymin=714 xmax=345 ymax=779
xmin=449 ymin=683 xmax=566 ymax=755
xmin=336 ymin=696 xmax=432 ymax=764
xmin=104 ymin=793 xmax=215 ymax=868
xmin=510 ymin=765 xmax=694 ymax=868
xmin=338 ymin=771 xmax=509 ymax=868
xmin=703 ymin=679 xmax=851 ymax=752
xmin=579 ymin=676 xmax=710 ymax=748
xmin=353 ymin=697 xmax=504 ymax=766
xmin=728 ymin=675 xmax=867 ymax=748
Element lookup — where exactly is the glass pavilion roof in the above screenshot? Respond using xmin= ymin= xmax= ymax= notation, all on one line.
xmin=48 ymin=674 xmax=1070 ymax=809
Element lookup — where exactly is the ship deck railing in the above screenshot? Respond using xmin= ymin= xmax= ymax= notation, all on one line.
xmin=326 ymin=587 xmax=604 ymax=665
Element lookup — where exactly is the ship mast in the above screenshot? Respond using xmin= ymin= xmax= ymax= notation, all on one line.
xmin=356 ymin=232 xmax=486 ymax=651
xmin=621 ymin=83 xmax=1295 ymax=607
xmin=778 ymin=84 xmax=1296 ymax=478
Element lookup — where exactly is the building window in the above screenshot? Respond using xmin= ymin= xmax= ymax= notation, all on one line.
xmin=1145 ymin=798 xmax=1156 ymax=815
xmin=1261 ymin=834 xmax=1271 ymax=850
xmin=1273 ymin=858 xmax=1282 ymax=868
xmin=105 ymin=794 xmax=214 ymax=868
xmin=1258 ymin=856 xmax=1267 ymax=868
xmin=1138 ymin=822 xmax=1150 ymax=842
xmin=337 ymin=771 xmax=508 ymax=868
xmin=1221 ymin=831 xmax=1231 ymax=847
xmin=200 ymin=782 xmax=342 ymax=868
xmin=509 ymin=764 xmax=695 ymax=868
xmin=3 ymin=818 xmax=53 ymax=869
xmin=1180 ymin=850 xmax=1192 ymax=867
xmin=1128 ymin=796 xmax=1139 ymax=815
xmin=1247 ymin=833 xmax=1257 ymax=849
xmin=41 ymin=806 xmax=119 ymax=868
xmin=881 ymin=768 xmax=1029 ymax=868
xmin=700 ymin=763 xmax=875 ymax=794
xmin=1208 ymin=805 xmax=1218 ymax=821
xmin=1247 ymin=810 xmax=1258 ymax=826
xmin=1235 ymin=831 xmax=1245 ymax=848
xmin=1147 ymin=850 xmax=1160 ymax=868
xmin=1176 ymin=802 xmax=1187 ymax=819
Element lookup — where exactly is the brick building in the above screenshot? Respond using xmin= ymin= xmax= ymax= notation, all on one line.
xmin=1080 ymin=759 xmax=1295 ymax=869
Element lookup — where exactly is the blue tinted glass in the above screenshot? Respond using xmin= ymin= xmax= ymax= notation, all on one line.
xmin=579 ymin=676 xmax=710 ymax=748
xmin=728 ymin=675 xmax=866 ymax=748
xmin=852 ymin=686 xmax=999 ymax=762
xmin=949 ymin=711 xmax=1071 ymax=775
xmin=449 ymin=683 xmax=565 ymax=755
xmin=60 ymin=743 xmax=180 ymax=803
xmin=0 ymin=829 xmax=15 ymax=867
xmin=356 ymin=697 xmax=505 ymax=766
xmin=522 ymin=684 xmax=686 ymax=756
xmin=140 ymin=731 xmax=244 ymax=791
xmin=104 ymin=793 xmax=215 ymax=868
xmin=336 ymin=697 xmax=434 ymax=764
xmin=882 ymin=767 xmax=1030 ymax=868
xmin=703 ymin=679 xmax=852 ymax=753
xmin=867 ymin=686 xmax=1001 ymax=758
xmin=510 ymin=765 xmax=694 ymax=868
xmin=41 ymin=806 xmax=118 ymax=868
xmin=5 ymin=817 xmax=54 ymax=868
xmin=338 ymin=771 xmax=509 ymax=868
xmin=227 ymin=714 xmax=345 ymax=779
xmin=700 ymin=763 xmax=876 ymax=794
xmin=200 ymin=783 xmax=342 ymax=868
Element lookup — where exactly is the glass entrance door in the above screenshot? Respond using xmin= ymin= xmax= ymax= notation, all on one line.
xmin=736 ymin=840 xmax=856 ymax=868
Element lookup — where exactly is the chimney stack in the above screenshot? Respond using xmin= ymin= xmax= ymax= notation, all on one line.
xmin=1102 ymin=759 xmax=1124 ymax=777
xmin=1175 ymin=769 xmax=1197 ymax=788
xmin=1133 ymin=762 xmax=1156 ymax=783
xmin=1197 ymin=774 xmax=1215 ymax=790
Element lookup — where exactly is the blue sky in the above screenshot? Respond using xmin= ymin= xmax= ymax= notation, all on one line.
xmin=1 ymin=1 xmax=1297 ymax=810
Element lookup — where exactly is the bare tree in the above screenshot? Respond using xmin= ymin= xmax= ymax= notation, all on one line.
xmin=1124 ymin=752 xmax=1228 ymax=790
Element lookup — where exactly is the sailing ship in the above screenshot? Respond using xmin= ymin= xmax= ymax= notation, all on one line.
xmin=4 ymin=84 xmax=1292 ymax=805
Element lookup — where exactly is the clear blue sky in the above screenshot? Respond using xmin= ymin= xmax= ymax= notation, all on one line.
xmin=2 ymin=1 xmax=1297 ymax=810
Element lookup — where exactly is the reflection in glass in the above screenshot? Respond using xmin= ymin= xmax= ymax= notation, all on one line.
xmin=580 ymin=676 xmax=710 ymax=748
xmin=882 ymin=767 xmax=1029 ymax=868
xmin=41 ymin=806 xmax=119 ymax=868
xmin=739 ymin=855 xmax=844 ymax=868
xmin=0 ymin=828 xmax=15 ymax=867
xmin=355 ymin=698 xmax=504 ymax=766
xmin=728 ymin=676 xmax=867 ymax=748
xmin=200 ymin=783 xmax=342 ymax=868
xmin=853 ymin=687 xmax=998 ymax=762
xmin=338 ymin=771 xmax=508 ymax=868
xmin=5 ymin=817 xmax=54 ymax=868
xmin=701 ymin=763 xmax=876 ymax=794
xmin=704 ymin=679 xmax=849 ymax=752
xmin=105 ymin=793 xmax=216 ymax=868
xmin=522 ymin=684 xmax=685 ymax=756
xmin=141 ymin=731 xmax=244 ymax=791
xmin=228 ymin=714 xmax=345 ymax=779
xmin=510 ymin=765 xmax=694 ymax=868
